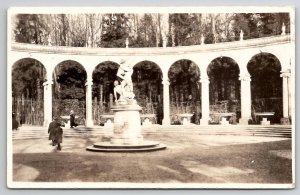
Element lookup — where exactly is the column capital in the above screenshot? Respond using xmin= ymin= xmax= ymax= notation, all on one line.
xmin=280 ymin=69 xmax=291 ymax=78
xmin=200 ymin=77 xmax=209 ymax=84
xmin=239 ymin=74 xmax=251 ymax=82
xmin=85 ymin=79 xmax=93 ymax=86
xmin=162 ymin=79 xmax=170 ymax=85
xmin=43 ymin=80 xmax=53 ymax=86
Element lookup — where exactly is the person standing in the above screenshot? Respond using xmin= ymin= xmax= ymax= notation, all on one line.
xmin=12 ymin=112 xmax=19 ymax=130
xmin=48 ymin=117 xmax=63 ymax=150
xmin=70 ymin=110 xmax=78 ymax=128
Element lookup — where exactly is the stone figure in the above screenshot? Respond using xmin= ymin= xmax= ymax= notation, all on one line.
xmin=116 ymin=61 xmax=135 ymax=102
xmin=114 ymin=80 xmax=123 ymax=101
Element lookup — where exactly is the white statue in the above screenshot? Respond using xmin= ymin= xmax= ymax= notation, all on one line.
xmin=240 ymin=30 xmax=244 ymax=41
xmin=113 ymin=80 xmax=123 ymax=101
xmin=281 ymin=23 xmax=286 ymax=35
xmin=115 ymin=60 xmax=135 ymax=104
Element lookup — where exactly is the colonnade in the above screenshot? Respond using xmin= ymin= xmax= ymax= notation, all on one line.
xmin=40 ymin=64 xmax=291 ymax=127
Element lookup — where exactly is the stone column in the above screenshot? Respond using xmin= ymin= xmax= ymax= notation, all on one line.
xmin=43 ymin=80 xmax=53 ymax=127
xmin=280 ymin=70 xmax=291 ymax=124
xmin=162 ymin=79 xmax=170 ymax=125
xmin=239 ymin=74 xmax=252 ymax=125
xmin=85 ymin=78 xmax=94 ymax=127
xmin=200 ymin=77 xmax=210 ymax=125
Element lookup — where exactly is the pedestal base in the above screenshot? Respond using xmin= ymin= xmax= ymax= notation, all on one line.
xmin=239 ymin=118 xmax=250 ymax=125
xmin=162 ymin=118 xmax=170 ymax=125
xmin=261 ymin=118 xmax=270 ymax=125
xmin=111 ymin=104 xmax=143 ymax=145
xmin=220 ymin=117 xmax=230 ymax=125
xmin=87 ymin=102 xmax=167 ymax=152
xmin=200 ymin=118 xmax=209 ymax=125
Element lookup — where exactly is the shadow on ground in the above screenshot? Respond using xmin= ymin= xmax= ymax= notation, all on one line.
xmin=13 ymin=134 xmax=292 ymax=183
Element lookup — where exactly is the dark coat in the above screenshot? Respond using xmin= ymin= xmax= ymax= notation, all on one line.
xmin=12 ymin=117 xmax=19 ymax=130
xmin=70 ymin=114 xmax=78 ymax=127
xmin=48 ymin=120 xmax=63 ymax=143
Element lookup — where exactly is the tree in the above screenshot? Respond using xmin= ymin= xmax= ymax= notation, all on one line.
xmin=101 ymin=14 xmax=129 ymax=48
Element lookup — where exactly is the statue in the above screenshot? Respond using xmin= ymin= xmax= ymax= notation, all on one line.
xmin=281 ymin=23 xmax=286 ymax=35
xmin=113 ymin=80 xmax=123 ymax=101
xmin=114 ymin=60 xmax=135 ymax=105
xmin=240 ymin=30 xmax=244 ymax=41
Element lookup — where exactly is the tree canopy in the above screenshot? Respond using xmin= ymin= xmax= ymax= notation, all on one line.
xmin=12 ymin=13 xmax=290 ymax=47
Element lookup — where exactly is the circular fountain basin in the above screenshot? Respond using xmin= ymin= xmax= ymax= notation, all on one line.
xmin=86 ymin=140 xmax=166 ymax=152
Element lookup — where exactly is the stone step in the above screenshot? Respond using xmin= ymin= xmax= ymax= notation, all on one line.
xmin=12 ymin=125 xmax=292 ymax=140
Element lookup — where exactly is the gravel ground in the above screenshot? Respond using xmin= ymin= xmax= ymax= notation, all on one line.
xmin=12 ymin=133 xmax=292 ymax=184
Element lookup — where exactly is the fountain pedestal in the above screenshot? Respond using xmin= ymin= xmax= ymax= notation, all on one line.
xmin=110 ymin=104 xmax=143 ymax=145
xmin=86 ymin=103 xmax=166 ymax=152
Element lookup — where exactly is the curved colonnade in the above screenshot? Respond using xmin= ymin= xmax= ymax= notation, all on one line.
xmin=8 ymin=35 xmax=294 ymax=127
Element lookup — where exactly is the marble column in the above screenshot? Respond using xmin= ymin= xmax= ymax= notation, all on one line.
xmin=43 ymin=80 xmax=53 ymax=127
xmin=280 ymin=70 xmax=291 ymax=124
xmin=162 ymin=79 xmax=170 ymax=125
xmin=85 ymin=79 xmax=94 ymax=127
xmin=200 ymin=77 xmax=210 ymax=125
xmin=239 ymin=74 xmax=252 ymax=125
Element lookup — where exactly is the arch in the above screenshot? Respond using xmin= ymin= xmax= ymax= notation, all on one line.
xmin=12 ymin=57 xmax=47 ymax=77
xmin=207 ymin=56 xmax=241 ymax=124
xmin=168 ymin=59 xmax=201 ymax=124
xmin=52 ymin=60 xmax=87 ymax=124
xmin=247 ymin=52 xmax=282 ymax=123
xmin=12 ymin=58 xmax=47 ymax=126
xmin=167 ymin=58 xmax=201 ymax=77
xmin=132 ymin=61 xmax=163 ymax=124
xmin=92 ymin=61 xmax=120 ymax=125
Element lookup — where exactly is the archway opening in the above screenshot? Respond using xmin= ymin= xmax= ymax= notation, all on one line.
xmin=12 ymin=58 xmax=46 ymax=126
xmin=132 ymin=61 xmax=163 ymax=124
xmin=53 ymin=60 xmax=87 ymax=125
xmin=247 ymin=53 xmax=282 ymax=124
xmin=92 ymin=61 xmax=119 ymax=125
xmin=207 ymin=57 xmax=240 ymax=124
xmin=168 ymin=60 xmax=201 ymax=125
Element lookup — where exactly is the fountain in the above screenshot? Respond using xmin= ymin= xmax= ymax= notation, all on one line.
xmin=86 ymin=59 xmax=166 ymax=152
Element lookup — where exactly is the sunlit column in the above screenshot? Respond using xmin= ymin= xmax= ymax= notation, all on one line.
xmin=162 ymin=78 xmax=170 ymax=125
xmin=43 ymin=80 xmax=53 ymax=127
xmin=200 ymin=77 xmax=209 ymax=125
xmin=280 ymin=70 xmax=291 ymax=124
xmin=239 ymin=74 xmax=251 ymax=125
xmin=85 ymin=78 xmax=94 ymax=127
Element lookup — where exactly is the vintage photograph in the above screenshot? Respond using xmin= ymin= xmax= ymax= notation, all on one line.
xmin=7 ymin=6 xmax=295 ymax=188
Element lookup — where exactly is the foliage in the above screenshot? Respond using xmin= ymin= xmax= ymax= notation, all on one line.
xmin=12 ymin=13 xmax=290 ymax=47
xmin=54 ymin=61 xmax=87 ymax=100
xmin=12 ymin=58 xmax=46 ymax=98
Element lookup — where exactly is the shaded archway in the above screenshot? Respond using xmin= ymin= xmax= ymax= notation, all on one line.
xmin=12 ymin=58 xmax=46 ymax=126
xmin=53 ymin=60 xmax=87 ymax=125
xmin=92 ymin=61 xmax=119 ymax=125
xmin=168 ymin=60 xmax=201 ymax=125
xmin=207 ymin=57 xmax=240 ymax=124
xmin=247 ymin=52 xmax=282 ymax=123
xmin=132 ymin=61 xmax=163 ymax=124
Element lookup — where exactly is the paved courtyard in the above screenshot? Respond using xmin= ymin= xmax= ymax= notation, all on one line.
xmin=11 ymin=125 xmax=293 ymax=185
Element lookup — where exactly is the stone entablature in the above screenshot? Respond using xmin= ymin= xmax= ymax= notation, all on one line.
xmin=11 ymin=35 xmax=291 ymax=56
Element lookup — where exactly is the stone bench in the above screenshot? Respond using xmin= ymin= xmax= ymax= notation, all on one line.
xmin=176 ymin=113 xmax=194 ymax=125
xmin=211 ymin=112 xmax=236 ymax=125
xmin=254 ymin=112 xmax=275 ymax=125
xmin=140 ymin=114 xmax=156 ymax=126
